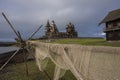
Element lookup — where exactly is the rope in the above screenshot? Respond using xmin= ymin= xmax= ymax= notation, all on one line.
xmin=0 ymin=48 xmax=20 ymax=71
xmin=43 ymin=70 xmax=52 ymax=80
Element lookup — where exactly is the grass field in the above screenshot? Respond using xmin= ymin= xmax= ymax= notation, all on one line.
xmin=0 ymin=60 xmax=76 ymax=80
xmin=0 ymin=38 xmax=120 ymax=80
xmin=51 ymin=38 xmax=120 ymax=47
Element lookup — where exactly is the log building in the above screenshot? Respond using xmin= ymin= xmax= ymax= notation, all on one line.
xmin=99 ymin=9 xmax=120 ymax=41
xmin=44 ymin=20 xmax=78 ymax=39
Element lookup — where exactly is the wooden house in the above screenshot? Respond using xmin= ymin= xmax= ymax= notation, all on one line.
xmin=99 ymin=9 xmax=120 ymax=41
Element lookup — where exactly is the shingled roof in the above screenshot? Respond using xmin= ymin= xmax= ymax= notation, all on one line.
xmin=99 ymin=9 xmax=120 ymax=25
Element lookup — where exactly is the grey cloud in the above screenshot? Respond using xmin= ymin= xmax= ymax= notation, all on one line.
xmin=0 ymin=0 xmax=120 ymax=40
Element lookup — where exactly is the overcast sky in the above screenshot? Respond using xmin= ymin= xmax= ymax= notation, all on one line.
xmin=0 ymin=0 xmax=120 ymax=41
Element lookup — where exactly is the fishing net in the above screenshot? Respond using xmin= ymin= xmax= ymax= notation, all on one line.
xmin=28 ymin=41 xmax=120 ymax=80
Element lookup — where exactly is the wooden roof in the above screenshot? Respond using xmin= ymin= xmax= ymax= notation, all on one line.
xmin=99 ymin=9 xmax=120 ymax=25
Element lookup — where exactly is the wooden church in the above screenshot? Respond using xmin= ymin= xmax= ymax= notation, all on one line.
xmin=99 ymin=9 xmax=120 ymax=41
xmin=44 ymin=20 xmax=78 ymax=39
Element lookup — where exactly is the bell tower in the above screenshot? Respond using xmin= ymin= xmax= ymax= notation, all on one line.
xmin=45 ymin=20 xmax=51 ymax=37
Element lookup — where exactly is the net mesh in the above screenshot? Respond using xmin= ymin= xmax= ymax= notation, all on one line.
xmin=28 ymin=41 xmax=120 ymax=80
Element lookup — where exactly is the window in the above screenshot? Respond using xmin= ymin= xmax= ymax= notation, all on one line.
xmin=113 ymin=22 xmax=117 ymax=26
xmin=118 ymin=22 xmax=120 ymax=26
xmin=118 ymin=33 xmax=120 ymax=37
xmin=108 ymin=33 xmax=113 ymax=38
xmin=108 ymin=24 xmax=112 ymax=28
xmin=107 ymin=23 xmax=113 ymax=29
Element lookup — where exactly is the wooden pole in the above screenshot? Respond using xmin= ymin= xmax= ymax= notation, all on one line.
xmin=28 ymin=25 xmax=43 ymax=40
xmin=23 ymin=48 xmax=29 ymax=76
xmin=2 ymin=12 xmax=20 ymax=40
xmin=0 ymin=49 xmax=20 ymax=71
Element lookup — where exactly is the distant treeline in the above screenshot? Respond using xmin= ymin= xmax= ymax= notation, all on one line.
xmin=0 ymin=42 xmax=16 ymax=47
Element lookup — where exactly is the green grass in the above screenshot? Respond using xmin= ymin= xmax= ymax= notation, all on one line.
xmin=51 ymin=38 xmax=120 ymax=47
xmin=0 ymin=60 xmax=76 ymax=80
xmin=0 ymin=61 xmax=41 ymax=80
